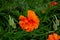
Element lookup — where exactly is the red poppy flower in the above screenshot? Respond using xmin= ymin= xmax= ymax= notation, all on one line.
xmin=49 ymin=1 xmax=58 ymax=7
xmin=19 ymin=10 xmax=40 ymax=32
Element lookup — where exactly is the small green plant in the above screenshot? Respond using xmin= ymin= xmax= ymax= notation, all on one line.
xmin=8 ymin=15 xmax=16 ymax=29
xmin=53 ymin=15 xmax=59 ymax=31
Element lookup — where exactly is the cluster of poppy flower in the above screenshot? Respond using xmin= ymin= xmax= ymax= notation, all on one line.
xmin=19 ymin=1 xmax=58 ymax=32
xmin=48 ymin=1 xmax=59 ymax=40
xmin=18 ymin=1 xmax=59 ymax=40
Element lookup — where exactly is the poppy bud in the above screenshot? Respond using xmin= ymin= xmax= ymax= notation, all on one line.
xmin=49 ymin=1 xmax=58 ymax=7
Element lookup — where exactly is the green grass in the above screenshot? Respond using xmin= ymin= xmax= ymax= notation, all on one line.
xmin=0 ymin=0 xmax=60 ymax=40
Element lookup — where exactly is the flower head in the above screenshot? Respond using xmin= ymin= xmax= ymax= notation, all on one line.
xmin=47 ymin=33 xmax=60 ymax=40
xmin=19 ymin=10 xmax=40 ymax=32
xmin=49 ymin=1 xmax=58 ymax=7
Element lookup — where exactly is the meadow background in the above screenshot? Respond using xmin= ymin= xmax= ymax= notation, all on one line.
xmin=0 ymin=0 xmax=60 ymax=40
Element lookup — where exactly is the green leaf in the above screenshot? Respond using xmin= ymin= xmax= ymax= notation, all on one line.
xmin=8 ymin=15 xmax=16 ymax=29
xmin=53 ymin=15 xmax=59 ymax=31
xmin=53 ymin=21 xmax=57 ymax=31
xmin=54 ymin=15 xmax=59 ymax=26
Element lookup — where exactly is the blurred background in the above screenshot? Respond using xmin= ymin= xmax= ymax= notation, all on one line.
xmin=0 ymin=0 xmax=60 ymax=40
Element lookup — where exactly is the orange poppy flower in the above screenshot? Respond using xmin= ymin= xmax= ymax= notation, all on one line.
xmin=58 ymin=36 xmax=60 ymax=40
xmin=19 ymin=10 xmax=40 ymax=32
xmin=49 ymin=1 xmax=58 ymax=7
xmin=47 ymin=33 xmax=60 ymax=40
